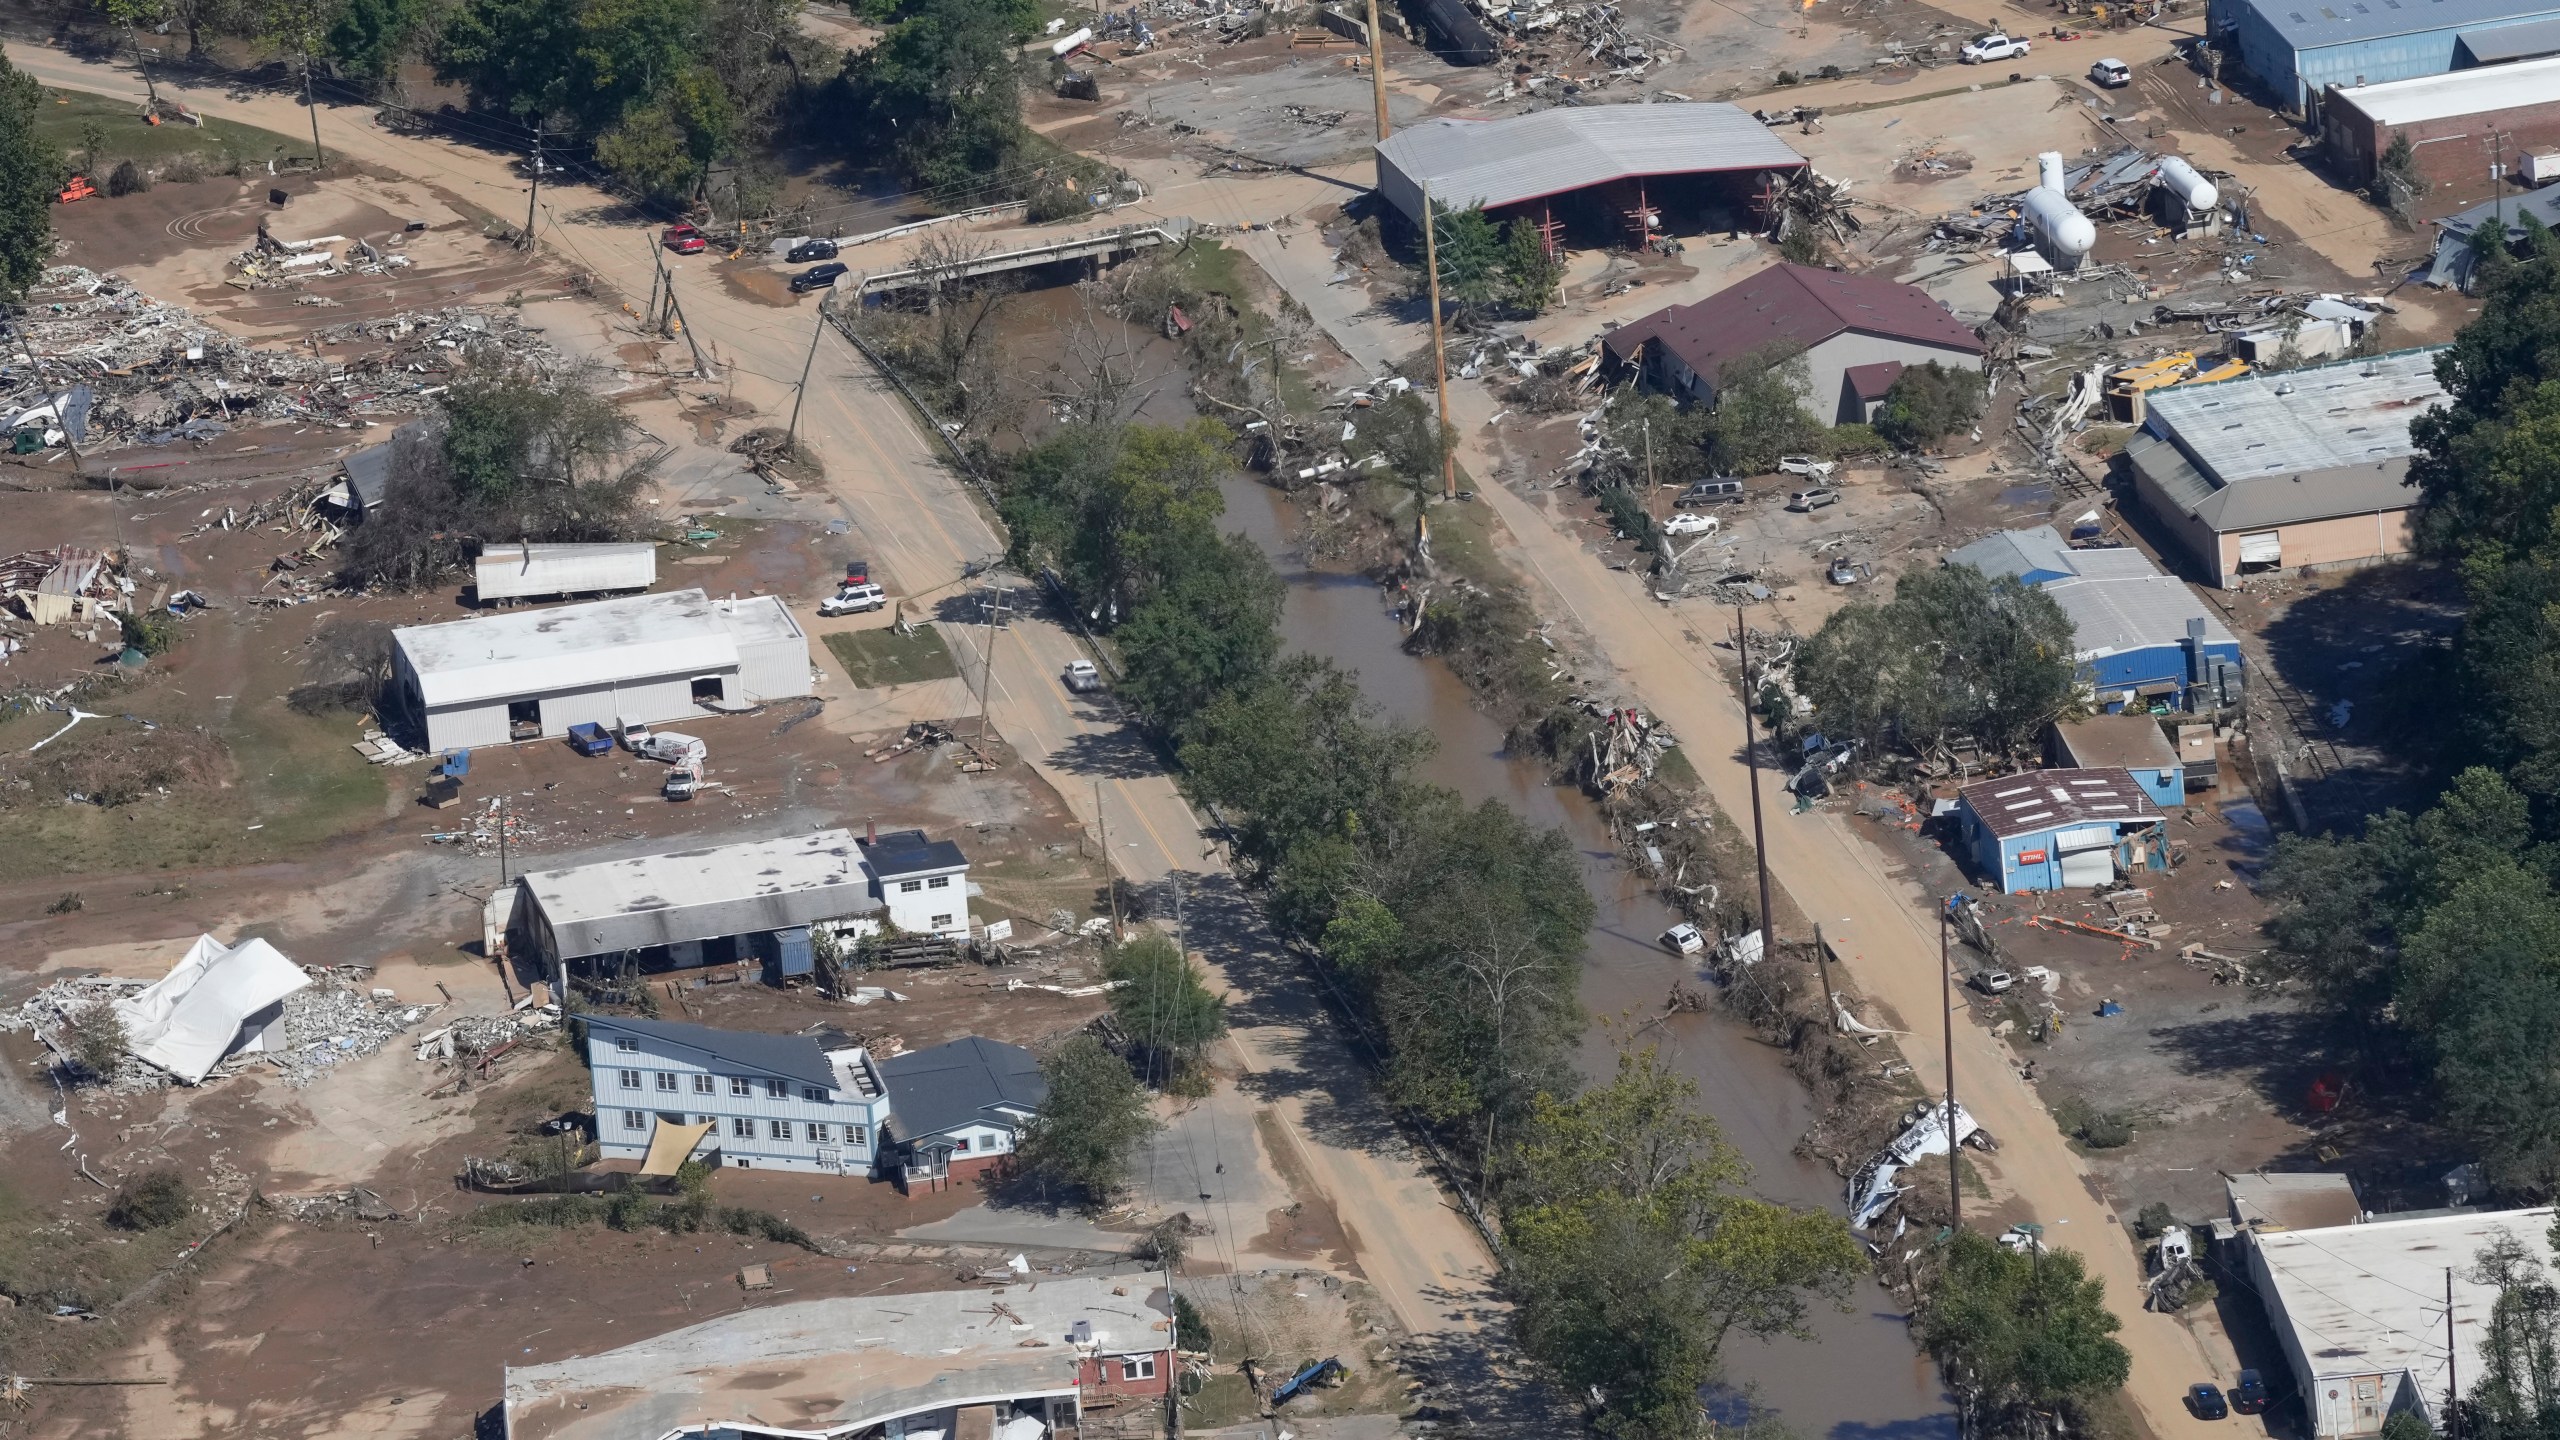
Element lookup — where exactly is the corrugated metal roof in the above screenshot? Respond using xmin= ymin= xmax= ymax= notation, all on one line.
xmin=586 ymin=1014 xmax=838 ymax=1091
xmin=1375 ymin=104 xmax=1806 ymax=215
xmin=2457 ymin=11 xmax=2560 ymax=57
xmin=520 ymin=829 xmax=881 ymax=960
xmin=1958 ymin=767 xmax=2163 ymax=839
xmin=2144 ymin=348 xmax=2446 ymax=483
xmin=2328 ymin=47 xmax=2560 ymax=120
xmin=2054 ymin=714 xmax=2181 ymax=772
xmin=2247 ymin=0 xmax=2560 ymax=54
xmin=396 ymin=588 xmax=782 ymax=708
xmin=2048 ymin=573 xmax=2240 ymax=658
xmin=1947 ymin=527 xmax=2160 ymax=584
xmin=1603 ymin=262 xmax=1983 ymax=387
xmin=473 ymin=543 xmax=659 ymax=601
xmin=879 ymin=1036 xmax=1046 ymax=1142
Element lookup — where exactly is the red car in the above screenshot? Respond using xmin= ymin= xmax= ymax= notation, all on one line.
xmin=661 ymin=223 xmax=707 ymax=255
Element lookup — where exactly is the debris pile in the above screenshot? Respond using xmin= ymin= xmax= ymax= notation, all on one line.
xmin=274 ymin=971 xmax=440 ymax=1087
xmin=1476 ymin=2 xmax=1686 ymax=94
xmin=0 ymin=975 xmax=168 ymax=1093
xmin=3 ymin=266 xmax=569 ymax=458
xmin=414 ymin=1005 xmax=561 ymax=1063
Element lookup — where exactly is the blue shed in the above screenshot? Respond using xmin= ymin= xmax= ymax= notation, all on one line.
xmin=1945 ymin=527 xmax=2244 ymax=712
xmin=1955 ymin=767 xmax=2169 ymax=893
xmin=2207 ymin=0 xmax=2560 ymax=114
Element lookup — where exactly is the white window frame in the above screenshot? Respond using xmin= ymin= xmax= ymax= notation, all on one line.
xmin=622 ymin=1109 xmax=647 ymax=1130
xmin=928 ymin=875 xmax=951 ymax=890
xmin=899 ymin=879 xmax=923 ymax=894
xmin=618 ymin=1069 xmax=641 ymax=1089
xmin=803 ymin=1085 xmax=827 ymax=1102
xmin=1119 ymin=1355 xmax=1158 ymax=1381
xmin=731 ymin=1116 xmax=754 ymax=1138
xmin=693 ymin=1073 xmax=715 ymax=1095
xmin=766 ymin=1078 xmax=789 ymax=1099
xmin=614 ymin=1035 xmax=639 ymax=1052
xmin=851 ymin=1124 xmax=868 ymax=1148
xmin=932 ymin=914 xmax=954 ymax=929
xmin=770 ymin=1119 xmax=793 ymax=1141
xmin=809 ymin=1122 xmax=831 ymax=1142
xmin=655 ymin=1071 xmax=678 ymax=1092
xmin=730 ymin=1076 xmax=751 ymax=1097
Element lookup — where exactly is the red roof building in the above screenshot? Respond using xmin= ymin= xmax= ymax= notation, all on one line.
xmin=1602 ymin=263 xmax=1985 ymax=426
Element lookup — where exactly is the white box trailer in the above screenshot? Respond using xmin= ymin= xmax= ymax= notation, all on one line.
xmin=474 ymin=542 xmax=658 ymax=603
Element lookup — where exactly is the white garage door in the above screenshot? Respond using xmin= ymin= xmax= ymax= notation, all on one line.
xmin=2238 ymin=532 xmax=2282 ymax=567
xmin=2060 ymin=848 xmax=2116 ymax=887
xmin=2055 ymin=825 xmax=2117 ymax=888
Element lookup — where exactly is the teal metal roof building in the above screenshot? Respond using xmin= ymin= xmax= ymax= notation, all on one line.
xmin=2208 ymin=0 xmax=2560 ymax=114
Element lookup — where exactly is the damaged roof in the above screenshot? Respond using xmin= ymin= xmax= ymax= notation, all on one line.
xmin=1604 ymin=263 xmax=1983 ymax=386
xmin=518 ymin=829 xmax=879 ymax=960
xmin=2141 ymin=348 xmax=2445 ymax=491
xmin=1957 ymin=767 xmax=2164 ymax=839
xmin=502 ymin=1274 xmax=1175 ymax=1440
xmin=860 ymin=827 xmax=969 ymax=879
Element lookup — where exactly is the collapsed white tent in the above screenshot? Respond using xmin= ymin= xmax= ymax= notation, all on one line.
xmin=113 ymin=934 xmax=312 ymax=1083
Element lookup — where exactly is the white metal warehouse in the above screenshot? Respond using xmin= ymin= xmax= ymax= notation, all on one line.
xmin=473 ymin=542 xmax=659 ymax=603
xmin=1371 ymin=104 xmax=1806 ymax=234
xmin=391 ymin=587 xmax=810 ymax=752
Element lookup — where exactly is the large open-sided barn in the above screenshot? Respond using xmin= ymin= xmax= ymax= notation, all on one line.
xmin=1373 ymin=105 xmax=1808 ymax=247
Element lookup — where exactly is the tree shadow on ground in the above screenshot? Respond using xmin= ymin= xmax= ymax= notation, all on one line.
xmin=1177 ymin=870 xmax=1408 ymax=1160
xmin=2255 ymin=562 xmax=2463 ymax=832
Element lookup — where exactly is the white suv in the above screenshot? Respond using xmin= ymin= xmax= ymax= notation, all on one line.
xmin=1961 ymin=32 xmax=2030 ymax=62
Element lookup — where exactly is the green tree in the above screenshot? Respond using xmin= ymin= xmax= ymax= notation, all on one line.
xmin=1912 ymin=1229 xmax=2132 ymax=1424
xmin=999 ymin=420 xmax=1231 ymax=622
xmin=321 ymin=0 xmax=431 ymax=86
xmin=1014 ymin=1034 xmax=1159 ymax=1203
xmin=1427 ymin=200 xmax=1503 ymax=315
xmin=1873 ymin=361 xmax=1988 ymax=450
xmin=2468 ymin=1226 xmax=2560 ymax=1440
xmin=1112 ymin=532 xmax=1284 ymax=728
xmin=833 ymin=0 xmax=1034 ymax=195
xmin=1505 ymin=1050 xmax=1866 ymax=1440
xmin=0 ymin=56 xmax=60 ymax=302
xmin=1500 ymin=217 xmax=1565 ymax=315
xmin=1178 ymin=654 xmax=1434 ymax=888
xmin=1795 ymin=563 xmax=2080 ymax=761
xmin=1104 ymin=933 xmax=1228 ymax=1085
xmin=1705 ymin=344 xmax=1821 ymax=474
xmin=106 ymin=1168 xmax=194 ymax=1229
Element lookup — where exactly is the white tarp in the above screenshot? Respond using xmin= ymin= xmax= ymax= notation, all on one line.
xmin=114 ymin=934 xmax=312 ymax=1083
xmin=1848 ymin=1100 xmax=1982 ymax=1228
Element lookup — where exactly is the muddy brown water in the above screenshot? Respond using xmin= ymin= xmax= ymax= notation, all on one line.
xmin=1215 ymin=477 xmax=1954 ymax=1439
xmin=985 ymin=282 xmax=1950 ymax=1433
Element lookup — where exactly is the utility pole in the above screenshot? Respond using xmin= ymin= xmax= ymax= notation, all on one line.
xmin=1420 ymin=181 xmax=1457 ymax=501
xmin=1097 ymin=782 xmax=1121 ymax=942
xmin=1363 ymin=0 xmax=1391 ymax=141
xmin=2489 ymin=128 xmax=2509 ymax=246
xmin=498 ymin=795 xmax=511 ymax=885
xmin=974 ymin=585 xmax=1008 ymax=741
xmin=298 ymin=12 xmax=325 ymax=170
xmin=1811 ymin=921 xmax=1838 ymax=1024
xmin=1734 ymin=607 xmax=1775 ymax=961
xmin=1942 ymin=896 xmax=1960 ymax=1226
xmin=2447 ymin=1268 xmax=2461 ymax=1440
xmin=786 ymin=298 xmax=827 ymax=449
xmin=521 ymin=124 xmax=543 ymax=252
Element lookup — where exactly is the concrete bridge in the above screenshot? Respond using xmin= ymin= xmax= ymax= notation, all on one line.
xmin=853 ymin=217 xmax=1197 ymax=298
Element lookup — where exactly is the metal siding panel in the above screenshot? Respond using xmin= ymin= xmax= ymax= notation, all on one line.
xmin=536 ymin=685 xmax=631 ymax=738
xmin=735 ymin=635 xmax=811 ymax=701
xmin=426 ymin=702 xmax=511 ymax=753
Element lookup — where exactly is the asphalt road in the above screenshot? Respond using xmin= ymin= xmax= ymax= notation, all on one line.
xmin=4 ymin=36 xmax=1521 ymax=1390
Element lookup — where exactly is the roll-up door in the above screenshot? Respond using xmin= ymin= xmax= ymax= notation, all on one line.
xmin=2237 ymin=532 xmax=2282 ymax=567
xmin=2056 ymin=824 xmax=2118 ymax=888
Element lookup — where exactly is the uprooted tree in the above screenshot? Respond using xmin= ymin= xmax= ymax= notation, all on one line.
xmin=338 ymin=356 xmax=650 ymax=591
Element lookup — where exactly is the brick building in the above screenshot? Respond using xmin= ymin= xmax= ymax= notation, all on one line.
xmin=2320 ymin=54 xmax=2560 ymax=191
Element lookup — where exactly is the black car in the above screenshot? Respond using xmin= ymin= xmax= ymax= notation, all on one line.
xmin=2189 ymin=1384 xmax=2230 ymax=1420
xmin=790 ymin=261 xmax=848 ymax=294
xmin=2232 ymin=1370 xmax=2270 ymax=1415
xmin=788 ymin=237 xmax=838 ymax=263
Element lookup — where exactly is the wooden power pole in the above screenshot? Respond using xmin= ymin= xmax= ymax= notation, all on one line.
xmin=1364 ymin=0 xmax=1392 ymax=141
xmin=1421 ymin=181 xmax=1456 ymax=501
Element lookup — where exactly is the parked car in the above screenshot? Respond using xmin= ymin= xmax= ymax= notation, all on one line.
xmin=2089 ymin=57 xmax=2132 ymax=87
xmin=1961 ymin=32 xmax=2030 ymax=62
xmin=661 ymin=223 xmax=707 ymax=255
xmin=617 ymin=719 xmax=653 ymax=751
xmin=1827 ymin=556 xmax=1865 ymax=585
xmin=2188 ymin=1385 xmax=2229 ymax=1421
xmin=1679 ymin=478 xmax=1745 ymax=506
xmin=788 ymin=237 xmax=839 ymax=263
xmin=1777 ymin=455 xmax=1836 ymax=479
xmin=635 ymin=732 xmax=707 ymax=765
xmin=565 ymin=722 xmax=614 ymax=756
xmin=1970 ymin=969 xmax=2016 ymax=995
xmin=1662 ymin=923 xmax=1706 ymax=957
xmin=818 ymin=581 xmax=888 ymax=616
xmin=1786 ymin=486 xmax=1841 ymax=512
xmin=2231 ymin=1371 xmax=2269 ymax=1415
xmin=1062 ymin=659 xmax=1104 ymax=693
xmin=790 ymin=261 xmax=848 ymax=294
xmin=663 ymin=764 xmax=699 ymax=802
xmin=1662 ymin=513 xmax=1721 ymax=538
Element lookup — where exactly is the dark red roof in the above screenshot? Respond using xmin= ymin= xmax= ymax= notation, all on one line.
xmin=1602 ymin=263 xmax=1983 ymax=384
xmin=1844 ymin=360 xmax=1906 ymax=401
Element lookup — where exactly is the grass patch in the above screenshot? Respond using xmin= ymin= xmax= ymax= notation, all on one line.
xmin=824 ymin=626 xmax=962 ymax=688
xmin=1166 ymin=236 xmax=1248 ymax=308
xmin=0 ymin=1174 xmax=219 ymax=1379
xmin=1653 ymin=744 xmax=1701 ymax=790
xmin=37 ymin=86 xmax=312 ymax=174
